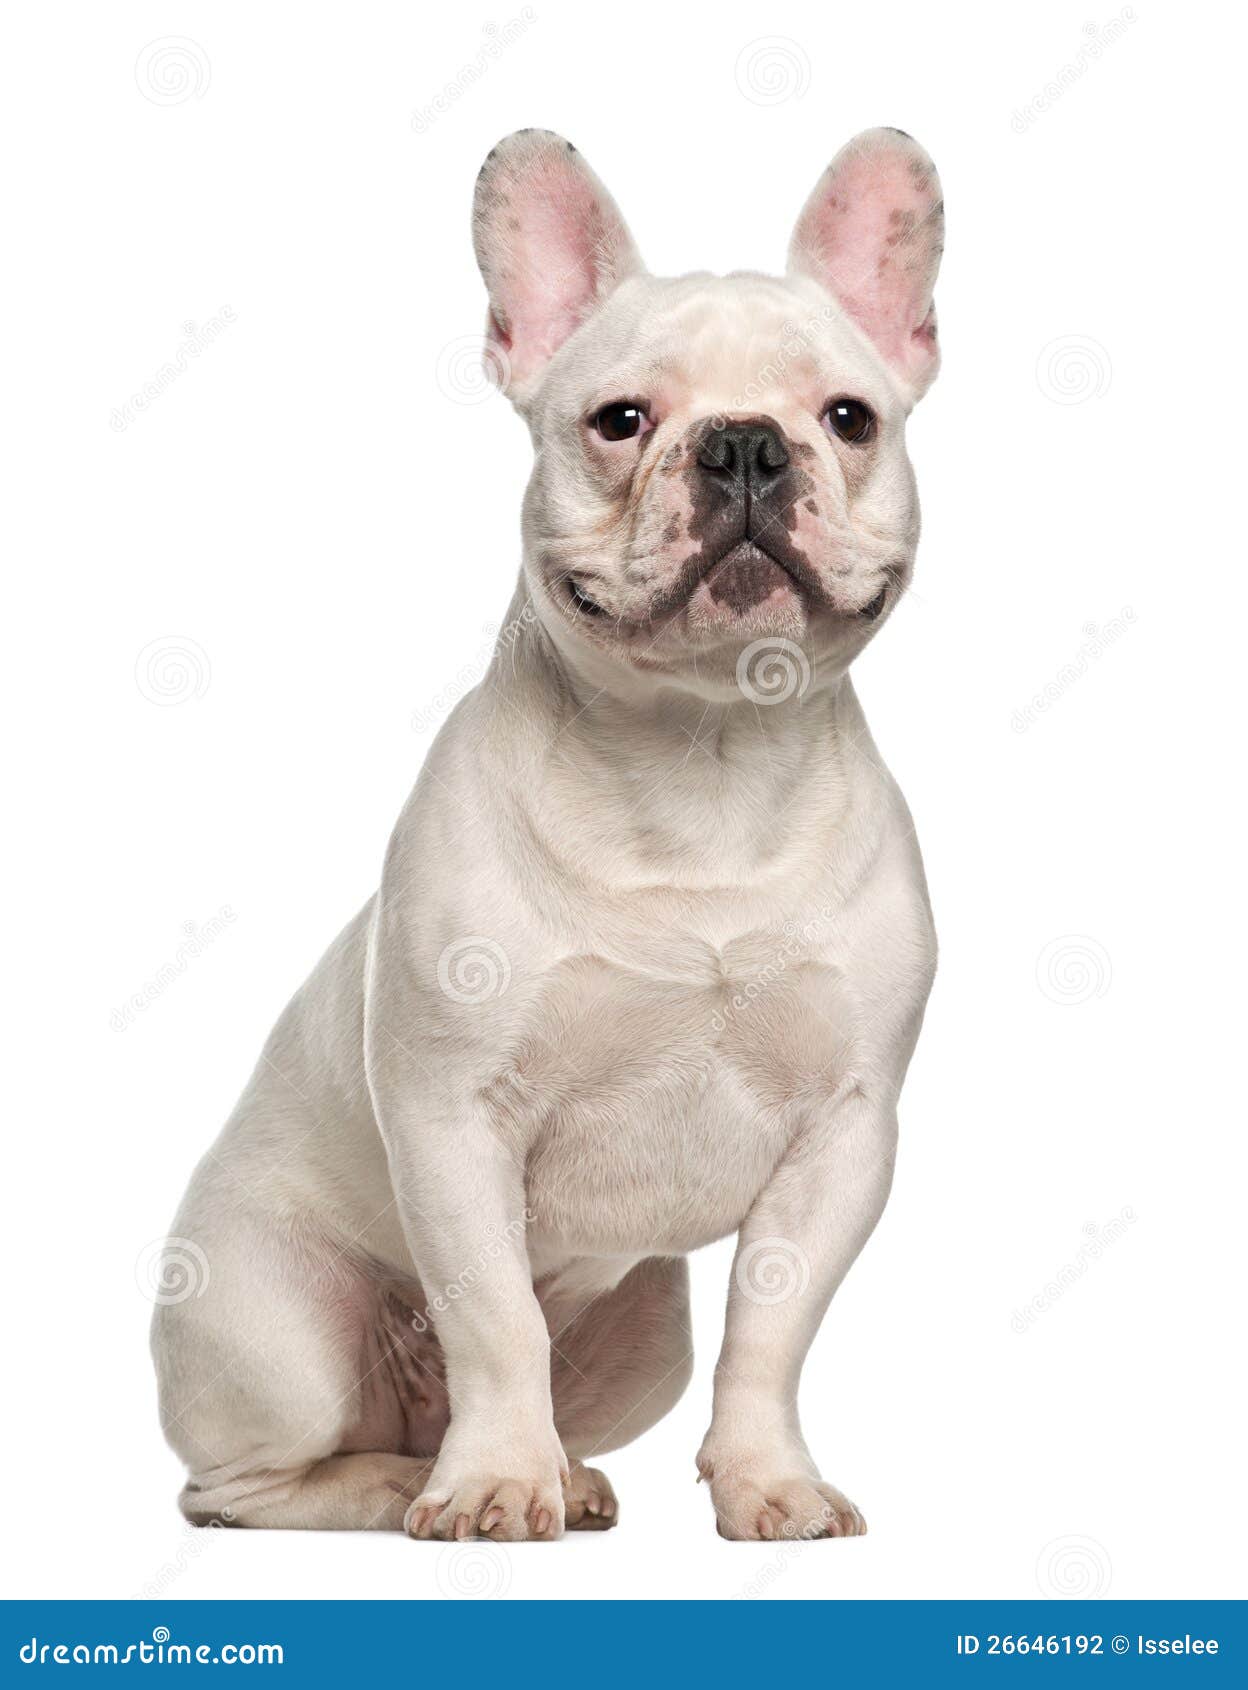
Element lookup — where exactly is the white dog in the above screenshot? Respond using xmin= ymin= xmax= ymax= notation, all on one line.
xmin=153 ymin=127 xmax=944 ymax=1543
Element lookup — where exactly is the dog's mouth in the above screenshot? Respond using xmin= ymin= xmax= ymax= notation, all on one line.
xmin=561 ymin=555 xmax=889 ymax=627
xmin=860 ymin=585 xmax=887 ymax=621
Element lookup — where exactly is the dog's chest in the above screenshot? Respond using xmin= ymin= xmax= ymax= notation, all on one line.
xmin=490 ymin=930 xmax=853 ymax=1256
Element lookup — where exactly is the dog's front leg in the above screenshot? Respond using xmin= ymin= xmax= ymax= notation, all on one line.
xmin=366 ymin=1039 xmax=566 ymax=1541
xmin=697 ymin=1088 xmax=897 ymax=1541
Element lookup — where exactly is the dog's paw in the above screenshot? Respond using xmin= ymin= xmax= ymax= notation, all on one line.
xmin=404 ymin=1469 xmax=565 ymax=1543
xmin=563 ymin=1462 xmax=618 ymax=1531
xmin=706 ymin=1471 xmax=865 ymax=1542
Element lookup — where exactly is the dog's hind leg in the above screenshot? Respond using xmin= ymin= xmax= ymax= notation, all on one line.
xmin=548 ymin=1255 xmax=693 ymax=1459
xmin=540 ymin=1254 xmax=693 ymax=1532
xmin=153 ymin=1190 xmax=449 ymax=1532
xmin=180 ymin=1451 xmax=434 ymax=1531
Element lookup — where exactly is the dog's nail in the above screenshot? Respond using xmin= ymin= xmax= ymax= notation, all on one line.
xmin=758 ymin=1512 xmax=775 ymax=1540
xmin=585 ymin=1495 xmax=601 ymax=1515
xmin=534 ymin=1508 xmax=551 ymax=1537
xmin=600 ymin=1497 xmax=615 ymax=1518
xmin=481 ymin=1506 xmax=504 ymax=1533
xmin=454 ymin=1513 xmax=471 ymax=1540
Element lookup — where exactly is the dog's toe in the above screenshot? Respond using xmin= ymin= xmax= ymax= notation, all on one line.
xmin=711 ymin=1474 xmax=865 ymax=1542
xmin=562 ymin=1462 xmax=619 ymax=1531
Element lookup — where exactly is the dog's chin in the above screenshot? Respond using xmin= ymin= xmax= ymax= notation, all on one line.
xmin=682 ymin=542 xmax=808 ymax=642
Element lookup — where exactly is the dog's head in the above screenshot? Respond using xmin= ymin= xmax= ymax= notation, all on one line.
xmin=473 ymin=128 xmax=944 ymax=700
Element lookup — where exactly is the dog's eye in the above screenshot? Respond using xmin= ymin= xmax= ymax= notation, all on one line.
xmin=593 ymin=402 xmax=652 ymax=443
xmin=823 ymin=399 xmax=876 ymax=445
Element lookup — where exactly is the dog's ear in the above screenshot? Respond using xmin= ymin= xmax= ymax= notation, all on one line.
xmin=473 ymin=129 xmax=643 ymax=402
xmin=788 ymin=128 xmax=944 ymax=402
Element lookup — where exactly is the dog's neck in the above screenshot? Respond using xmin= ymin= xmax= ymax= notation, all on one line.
xmin=487 ymin=588 xmax=876 ymax=892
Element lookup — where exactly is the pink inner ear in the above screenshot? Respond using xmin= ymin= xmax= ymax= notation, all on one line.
xmin=476 ymin=143 xmax=632 ymax=390
xmin=500 ymin=168 xmax=608 ymax=363
xmin=793 ymin=139 xmax=942 ymax=389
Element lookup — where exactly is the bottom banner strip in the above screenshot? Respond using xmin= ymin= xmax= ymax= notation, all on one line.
xmin=5 ymin=1600 xmax=1243 ymax=1686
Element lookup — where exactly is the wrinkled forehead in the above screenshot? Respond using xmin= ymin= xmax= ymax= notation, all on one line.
xmin=536 ymin=271 xmax=895 ymax=422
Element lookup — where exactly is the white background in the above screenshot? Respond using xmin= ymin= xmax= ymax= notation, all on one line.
xmin=3 ymin=0 xmax=1244 ymax=1603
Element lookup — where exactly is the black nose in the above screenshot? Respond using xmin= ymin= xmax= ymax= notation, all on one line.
xmin=697 ymin=422 xmax=790 ymax=486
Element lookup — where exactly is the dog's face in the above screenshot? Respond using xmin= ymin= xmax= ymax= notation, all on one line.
xmin=473 ymin=129 xmax=944 ymax=700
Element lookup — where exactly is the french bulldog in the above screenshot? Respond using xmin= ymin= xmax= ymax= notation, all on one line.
xmin=152 ymin=126 xmax=944 ymax=1543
